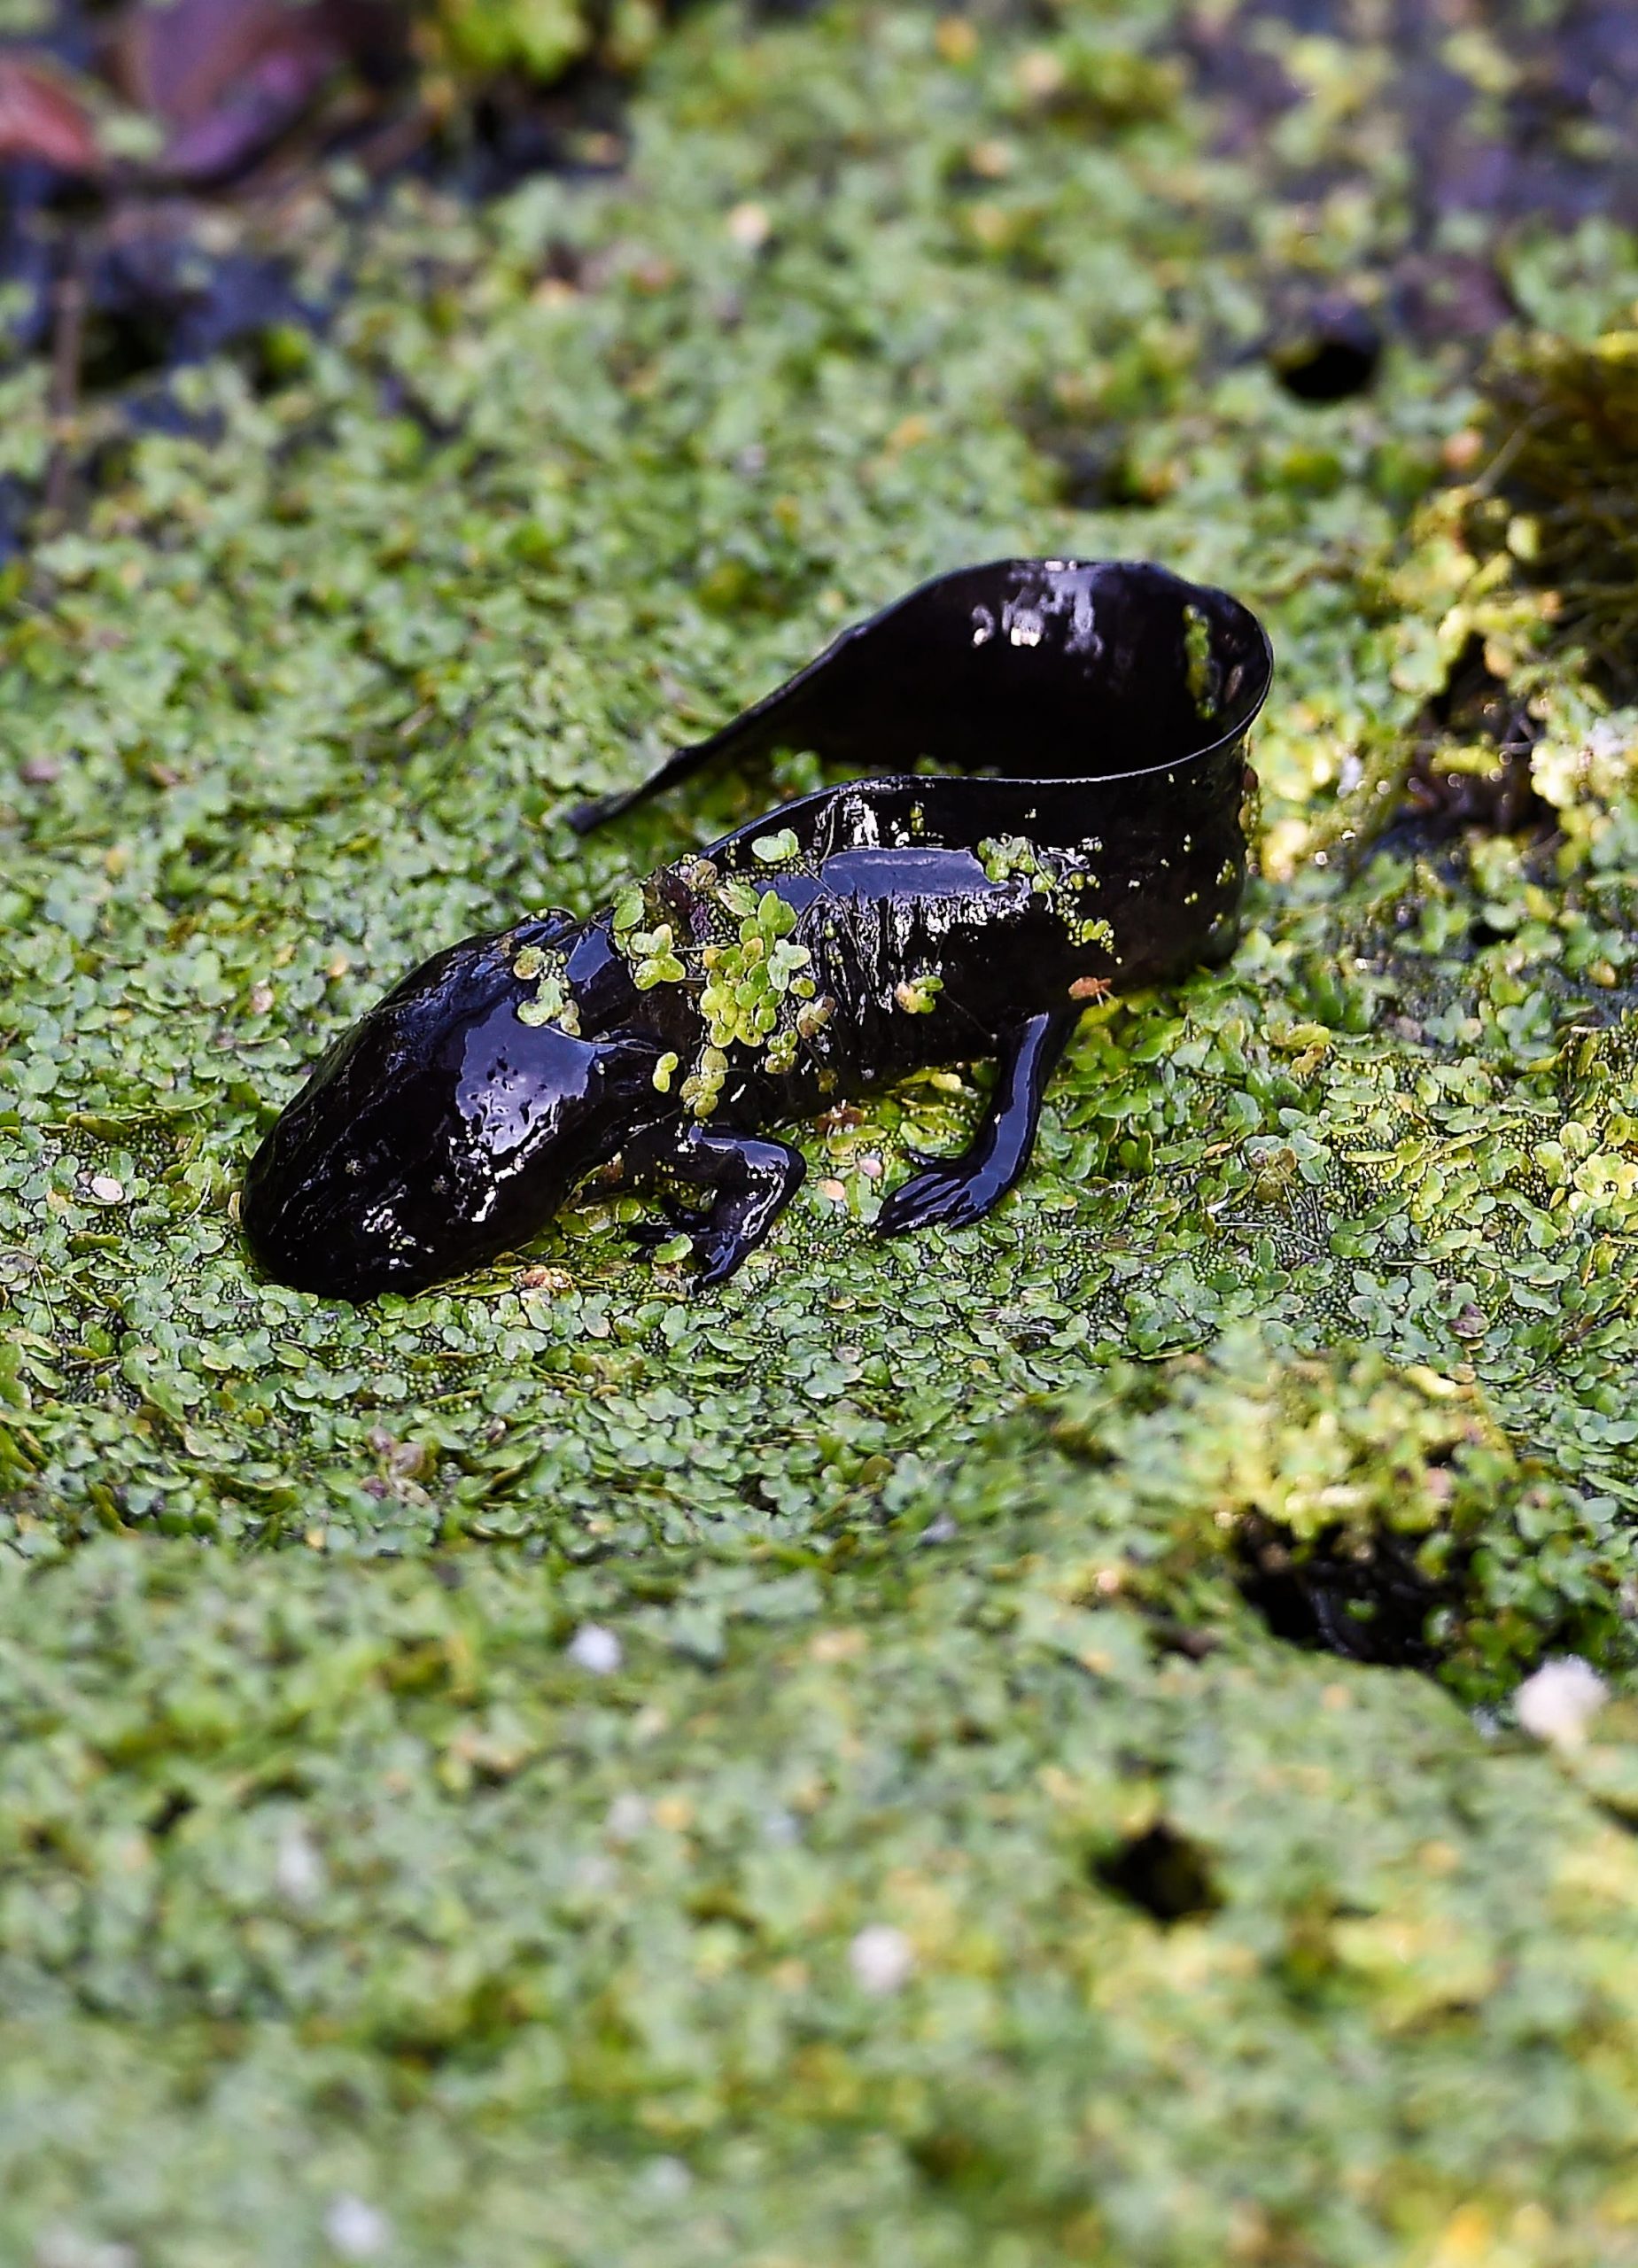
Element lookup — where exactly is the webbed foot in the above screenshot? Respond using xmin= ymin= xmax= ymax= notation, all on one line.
xmin=627 ymin=1125 xmax=807 ymax=1285
xmin=625 ymin=1216 xmax=689 ymax=1252
xmin=875 ymin=1009 xmax=1073 ymax=1246
xmin=877 ymin=1161 xmax=1002 ymax=1237
xmin=625 ymin=1210 xmax=752 ymax=1283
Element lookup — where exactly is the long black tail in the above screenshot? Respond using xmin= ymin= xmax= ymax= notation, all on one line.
xmin=565 ymin=560 xmax=1272 ymax=835
xmin=564 ymin=628 xmax=848 ymax=835
xmin=566 ymin=732 xmax=736 ymax=835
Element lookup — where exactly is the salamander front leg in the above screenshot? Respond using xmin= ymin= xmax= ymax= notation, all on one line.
xmin=877 ymin=1010 xmax=1074 ymax=1239
xmin=633 ymin=1123 xmax=808 ymax=1285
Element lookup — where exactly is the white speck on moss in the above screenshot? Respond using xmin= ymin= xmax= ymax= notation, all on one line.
xmin=850 ymin=1923 xmax=914 ymax=1995
xmin=638 ymin=2156 xmax=693 ymax=2202
xmin=35 ymin=2232 xmax=136 ymax=2268
xmin=275 ymin=1821 xmax=325 ymax=1907
xmin=605 ymin=1791 xmax=648 ymax=1840
xmin=1515 ymin=1657 xmax=1607 ymax=1749
xmin=569 ymin=1624 xmax=622 ymax=1674
xmin=88 ymin=1176 xmax=125 ymax=1205
xmin=323 ymin=2196 xmax=389 ymax=2258
xmin=726 ymin=201 xmax=771 ymax=250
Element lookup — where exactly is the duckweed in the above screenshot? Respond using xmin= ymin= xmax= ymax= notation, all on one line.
xmin=4 ymin=1 xmax=1638 ymax=2260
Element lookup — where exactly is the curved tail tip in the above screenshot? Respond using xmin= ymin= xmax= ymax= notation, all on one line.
xmin=566 ymin=791 xmax=630 ymax=835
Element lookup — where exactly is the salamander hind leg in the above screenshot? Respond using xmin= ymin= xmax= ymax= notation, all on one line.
xmin=877 ymin=1011 xmax=1073 ymax=1240
xmin=634 ymin=1124 xmax=808 ymax=1285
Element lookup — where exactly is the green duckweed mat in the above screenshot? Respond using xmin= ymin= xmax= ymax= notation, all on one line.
xmin=5 ymin=4 xmax=1638 ymax=2261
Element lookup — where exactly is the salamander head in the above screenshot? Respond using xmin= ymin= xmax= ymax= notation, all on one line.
xmin=242 ymin=921 xmax=667 ymax=1301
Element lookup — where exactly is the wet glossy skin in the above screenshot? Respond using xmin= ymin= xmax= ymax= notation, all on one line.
xmin=243 ymin=560 xmax=1272 ymax=1300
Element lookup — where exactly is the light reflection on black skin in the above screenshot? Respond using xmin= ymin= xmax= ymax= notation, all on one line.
xmin=243 ymin=560 xmax=1271 ymax=1301
xmin=243 ymin=927 xmax=672 ymax=1298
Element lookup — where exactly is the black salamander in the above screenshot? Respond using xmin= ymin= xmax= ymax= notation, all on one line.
xmin=243 ymin=559 xmax=1272 ymax=1300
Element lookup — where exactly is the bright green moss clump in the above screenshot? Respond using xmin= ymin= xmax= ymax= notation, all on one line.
xmin=431 ymin=0 xmax=665 ymax=83
xmin=5 ymin=1493 xmax=1638 ymax=2266
xmin=4 ymin=1 xmax=1638 ymax=2259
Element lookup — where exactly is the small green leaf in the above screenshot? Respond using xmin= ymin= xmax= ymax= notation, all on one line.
xmin=757 ymin=890 xmax=797 ymax=938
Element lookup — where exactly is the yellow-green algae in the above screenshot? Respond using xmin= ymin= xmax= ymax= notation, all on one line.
xmin=431 ymin=0 xmax=666 ymax=84
xmin=4 ymin=3 xmax=1638 ymax=2261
